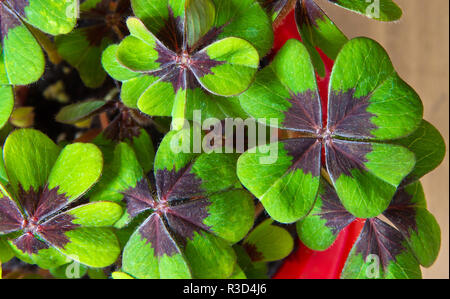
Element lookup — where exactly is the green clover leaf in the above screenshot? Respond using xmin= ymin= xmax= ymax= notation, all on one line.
xmin=298 ymin=179 xmax=440 ymax=279
xmin=0 ymin=129 xmax=122 ymax=269
xmin=0 ymin=0 xmax=78 ymax=85
xmin=393 ymin=120 xmax=447 ymax=184
xmin=103 ymin=0 xmax=273 ymax=130
xmin=328 ymin=0 xmax=402 ymax=21
xmin=0 ymin=86 xmax=13 ymax=130
xmin=55 ymin=96 xmax=156 ymax=173
xmin=238 ymin=38 xmax=423 ymax=222
xmin=233 ymin=219 xmax=294 ymax=279
xmin=294 ymin=0 xmax=347 ymax=76
xmin=110 ymin=131 xmax=255 ymax=279
xmin=0 ymin=0 xmax=79 ymax=129
xmin=55 ymin=0 xmax=131 ymax=88
xmin=55 ymin=96 xmax=156 ymax=229
xmin=259 ymin=0 xmax=402 ymax=75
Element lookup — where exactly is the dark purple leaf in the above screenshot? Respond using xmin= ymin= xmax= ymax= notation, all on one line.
xmin=190 ymin=51 xmax=225 ymax=79
xmin=80 ymin=0 xmax=130 ymax=46
xmin=156 ymin=165 xmax=204 ymax=203
xmin=139 ymin=213 xmax=181 ymax=257
xmin=102 ymin=107 xmax=143 ymax=142
xmin=37 ymin=213 xmax=80 ymax=250
xmin=355 ymin=218 xmax=406 ymax=270
xmin=325 ymin=139 xmax=372 ymax=180
xmin=260 ymin=0 xmax=289 ymax=16
xmin=166 ymin=198 xmax=212 ymax=239
xmin=4 ymin=186 xmax=77 ymax=254
xmin=22 ymin=186 xmax=70 ymax=223
xmin=0 ymin=1 xmax=23 ymax=40
xmin=0 ymin=196 xmax=24 ymax=234
xmin=317 ymin=181 xmax=356 ymax=234
xmin=296 ymin=0 xmax=327 ymax=28
xmin=152 ymin=44 xmax=224 ymax=93
xmin=283 ymin=138 xmax=322 ymax=177
xmin=327 ymin=89 xmax=377 ymax=139
xmin=188 ymin=25 xmax=225 ymax=53
xmin=17 ymin=185 xmax=39 ymax=219
xmin=3 ymin=0 xmax=28 ymax=15
xmin=383 ymin=188 xmax=418 ymax=238
xmin=13 ymin=233 xmax=49 ymax=255
xmin=154 ymin=42 xmax=178 ymax=70
xmin=156 ymin=7 xmax=185 ymax=53
xmin=122 ymin=178 xmax=155 ymax=218
xmin=140 ymin=197 xmax=211 ymax=257
xmin=153 ymin=65 xmax=190 ymax=93
xmin=145 ymin=6 xmax=226 ymax=94
xmin=125 ymin=165 xmax=213 ymax=257
xmin=282 ymin=90 xmax=322 ymax=133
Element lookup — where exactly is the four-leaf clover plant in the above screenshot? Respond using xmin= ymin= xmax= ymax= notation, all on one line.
xmin=237 ymin=38 xmax=423 ymax=223
xmin=102 ymin=0 xmax=274 ymax=130
xmin=0 ymin=129 xmax=122 ymax=269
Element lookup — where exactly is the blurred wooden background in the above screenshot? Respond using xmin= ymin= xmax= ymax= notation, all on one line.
xmin=316 ymin=0 xmax=449 ymax=278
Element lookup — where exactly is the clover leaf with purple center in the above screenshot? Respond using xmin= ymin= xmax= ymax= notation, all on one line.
xmin=102 ymin=130 xmax=254 ymax=278
xmin=237 ymin=38 xmax=423 ymax=222
xmin=0 ymin=129 xmax=122 ymax=269
xmin=297 ymin=179 xmax=441 ymax=278
xmin=101 ymin=0 xmax=273 ymax=130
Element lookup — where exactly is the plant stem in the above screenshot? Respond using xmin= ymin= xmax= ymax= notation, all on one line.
xmin=255 ymin=202 xmax=265 ymax=219
xmin=26 ymin=25 xmax=62 ymax=65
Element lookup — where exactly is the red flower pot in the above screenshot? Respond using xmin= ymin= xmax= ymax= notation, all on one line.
xmin=270 ymin=10 xmax=366 ymax=279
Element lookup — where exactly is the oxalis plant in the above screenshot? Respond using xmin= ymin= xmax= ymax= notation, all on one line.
xmin=0 ymin=0 xmax=447 ymax=280
xmin=0 ymin=0 xmax=78 ymax=129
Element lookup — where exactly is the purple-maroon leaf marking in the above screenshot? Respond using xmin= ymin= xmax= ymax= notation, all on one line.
xmin=139 ymin=213 xmax=181 ymax=257
xmin=280 ymin=89 xmax=375 ymax=181
xmin=144 ymin=5 xmax=225 ymax=93
xmin=0 ymin=185 xmax=80 ymax=255
xmin=122 ymin=178 xmax=155 ymax=218
xmin=317 ymin=181 xmax=356 ymax=234
xmin=80 ymin=0 xmax=130 ymax=46
xmin=156 ymin=7 xmax=184 ymax=53
xmin=242 ymin=243 xmax=264 ymax=262
xmin=325 ymin=139 xmax=372 ymax=180
xmin=102 ymin=106 xmax=144 ymax=142
xmin=2 ymin=0 xmax=29 ymax=16
xmin=123 ymin=165 xmax=213 ymax=257
xmin=156 ymin=165 xmax=203 ymax=202
xmin=0 ymin=196 xmax=24 ymax=234
xmin=327 ymin=89 xmax=377 ymax=139
xmin=0 ymin=1 xmax=25 ymax=41
xmin=383 ymin=188 xmax=418 ymax=238
xmin=188 ymin=25 xmax=225 ymax=53
xmin=283 ymin=138 xmax=321 ymax=177
xmin=282 ymin=90 xmax=322 ymax=133
xmin=260 ymin=0 xmax=290 ymax=15
xmin=295 ymin=0 xmax=327 ymax=28
xmin=166 ymin=199 xmax=211 ymax=239
xmin=355 ymin=218 xmax=406 ymax=270
xmin=13 ymin=233 xmax=49 ymax=255
xmin=37 ymin=213 xmax=80 ymax=250
xmin=18 ymin=185 xmax=70 ymax=221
